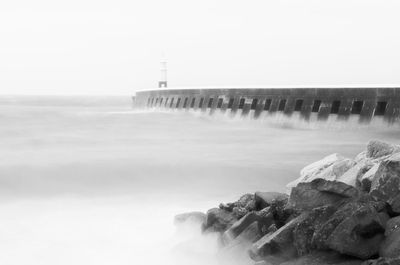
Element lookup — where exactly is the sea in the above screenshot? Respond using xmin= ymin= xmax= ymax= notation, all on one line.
xmin=0 ymin=95 xmax=398 ymax=265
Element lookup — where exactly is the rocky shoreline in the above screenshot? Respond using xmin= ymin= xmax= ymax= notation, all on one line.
xmin=175 ymin=140 xmax=400 ymax=265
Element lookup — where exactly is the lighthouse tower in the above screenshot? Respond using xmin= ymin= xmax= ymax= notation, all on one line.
xmin=158 ymin=59 xmax=167 ymax=88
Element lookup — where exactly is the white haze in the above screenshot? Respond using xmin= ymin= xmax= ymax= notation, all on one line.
xmin=1 ymin=0 xmax=400 ymax=95
xmin=0 ymin=96 xmax=399 ymax=265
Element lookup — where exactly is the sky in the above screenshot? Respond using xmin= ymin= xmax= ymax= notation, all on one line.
xmin=0 ymin=0 xmax=400 ymax=95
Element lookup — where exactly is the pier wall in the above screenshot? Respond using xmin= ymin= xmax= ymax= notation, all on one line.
xmin=133 ymin=88 xmax=400 ymax=123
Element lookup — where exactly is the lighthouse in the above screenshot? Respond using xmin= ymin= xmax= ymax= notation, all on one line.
xmin=158 ymin=59 xmax=167 ymax=88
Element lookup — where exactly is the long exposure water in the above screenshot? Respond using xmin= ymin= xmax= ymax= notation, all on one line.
xmin=0 ymin=95 xmax=399 ymax=265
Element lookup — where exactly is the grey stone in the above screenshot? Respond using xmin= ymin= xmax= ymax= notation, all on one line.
xmin=380 ymin=216 xmax=400 ymax=258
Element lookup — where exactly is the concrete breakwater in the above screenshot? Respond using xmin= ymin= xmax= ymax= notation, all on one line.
xmin=133 ymin=87 xmax=400 ymax=123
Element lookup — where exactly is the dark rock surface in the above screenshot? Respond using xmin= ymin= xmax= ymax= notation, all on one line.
xmin=370 ymin=153 xmax=400 ymax=214
xmin=255 ymin=192 xmax=289 ymax=210
xmin=379 ymin=216 xmax=400 ymax=258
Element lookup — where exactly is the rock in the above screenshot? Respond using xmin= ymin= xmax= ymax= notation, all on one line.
xmin=249 ymin=213 xmax=307 ymax=260
xmin=202 ymin=208 xmax=237 ymax=233
xmin=222 ymin=212 xmax=274 ymax=244
xmin=362 ymin=257 xmax=400 ymax=265
xmin=174 ymin=211 xmax=206 ymax=226
xmin=380 ymin=216 xmax=400 ymax=258
xmin=337 ymin=160 xmax=374 ymax=187
xmin=280 ymin=251 xmax=362 ymax=265
xmin=218 ymin=222 xmax=262 ymax=265
xmin=219 ymin=193 xmax=256 ymax=217
xmin=370 ymin=153 xmax=400 ymax=214
xmin=367 ymin=140 xmax=400 ymax=159
xmin=325 ymin=203 xmax=389 ymax=259
xmin=293 ymin=205 xmax=337 ymax=255
xmin=359 ymin=164 xmax=380 ymax=192
xmin=286 ymin=154 xmax=352 ymax=190
xmin=255 ymin=192 xmax=289 ymax=210
xmin=288 ymin=179 xmax=359 ymax=211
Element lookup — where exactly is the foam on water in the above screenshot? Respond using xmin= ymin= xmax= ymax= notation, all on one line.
xmin=0 ymin=96 xmax=399 ymax=265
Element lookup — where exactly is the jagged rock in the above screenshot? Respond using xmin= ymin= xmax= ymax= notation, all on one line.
xmin=293 ymin=205 xmax=337 ymax=255
xmin=362 ymin=257 xmax=400 ymax=265
xmin=222 ymin=212 xmax=273 ymax=244
xmin=255 ymin=192 xmax=289 ymax=210
xmin=380 ymin=216 xmax=400 ymax=258
xmin=359 ymin=164 xmax=380 ymax=192
xmin=325 ymin=204 xmax=389 ymax=259
xmin=218 ymin=222 xmax=262 ymax=265
xmin=311 ymin=198 xmax=386 ymax=251
xmin=367 ymin=140 xmax=400 ymax=159
xmin=280 ymin=251 xmax=362 ymax=265
xmin=249 ymin=214 xmax=307 ymax=260
xmin=370 ymin=153 xmax=400 ymax=214
xmin=337 ymin=159 xmax=375 ymax=187
xmin=219 ymin=193 xmax=256 ymax=217
xmin=286 ymin=154 xmax=353 ymax=190
xmin=288 ymin=179 xmax=359 ymax=211
xmin=202 ymin=208 xmax=237 ymax=233
xmin=174 ymin=211 xmax=206 ymax=226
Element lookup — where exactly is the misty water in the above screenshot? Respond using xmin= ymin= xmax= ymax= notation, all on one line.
xmin=0 ymin=96 xmax=399 ymax=265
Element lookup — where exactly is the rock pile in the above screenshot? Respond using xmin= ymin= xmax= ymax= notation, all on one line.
xmin=175 ymin=140 xmax=400 ymax=265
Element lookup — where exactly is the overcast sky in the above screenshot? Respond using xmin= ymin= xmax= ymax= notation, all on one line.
xmin=1 ymin=0 xmax=400 ymax=95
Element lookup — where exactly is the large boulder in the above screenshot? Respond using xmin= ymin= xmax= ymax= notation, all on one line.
xmin=288 ymin=179 xmax=359 ymax=211
xmin=379 ymin=216 xmax=400 ymax=258
xmin=202 ymin=208 xmax=237 ymax=233
xmin=222 ymin=211 xmax=274 ymax=244
xmin=325 ymin=204 xmax=389 ymax=259
xmin=293 ymin=205 xmax=337 ymax=255
xmin=370 ymin=153 xmax=400 ymax=214
xmin=287 ymin=154 xmax=354 ymax=190
xmin=249 ymin=214 xmax=307 ymax=260
xmin=218 ymin=222 xmax=263 ymax=265
xmin=337 ymin=160 xmax=374 ymax=188
xmin=255 ymin=192 xmax=289 ymax=210
xmin=366 ymin=140 xmax=400 ymax=159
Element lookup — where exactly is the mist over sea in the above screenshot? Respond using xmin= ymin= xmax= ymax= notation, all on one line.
xmin=0 ymin=95 xmax=398 ymax=265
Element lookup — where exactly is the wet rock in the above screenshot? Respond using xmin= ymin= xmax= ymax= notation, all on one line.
xmin=286 ymin=154 xmax=352 ymax=190
xmin=249 ymin=214 xmax=307 ymax=260
xmin=370 ymin=153 xmax=400 ymax=214
xmin=325 ymin=204 xmax=389 ymax=259
xmin=288 ymin=179 xmax=358 ymax=211
xmin=174 ymin=211 xmax=206 ymax=226
xmin=367 ymin=140 xmax=400 ymax=159
xmin=362 ymin=257 xmax=400 ymax=265
xmin=380 ymin=216 xmax=400 ymax=258
xmin=222 ymin=212 xmax=273 ymax=244
xmin=202 ymin=208 xmax=237 ymax=233
xmin=280 ymin=251 xmax=362 ymax=265
xmin=255 ymin=192 xmax=289 ymax=210
xmin=293 ymin=205 xmax=337 ymax=255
